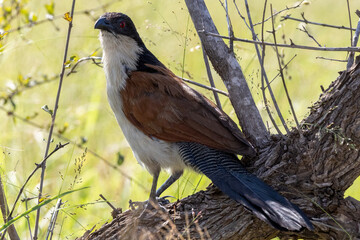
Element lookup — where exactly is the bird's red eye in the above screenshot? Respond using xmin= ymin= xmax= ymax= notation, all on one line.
xmin=119 ymin=21 xmax=126 ymax=28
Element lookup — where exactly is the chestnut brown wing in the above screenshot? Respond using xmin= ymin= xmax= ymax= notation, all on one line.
xmin=120 ymin=65 xmax=255 ymax=156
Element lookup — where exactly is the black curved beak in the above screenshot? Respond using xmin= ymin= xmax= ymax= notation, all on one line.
xmin=94 ymin=17 xmax=112 ymax=31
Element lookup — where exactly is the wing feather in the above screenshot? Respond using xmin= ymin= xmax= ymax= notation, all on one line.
xmin=120 ymin=65 xmax=255 ymax=156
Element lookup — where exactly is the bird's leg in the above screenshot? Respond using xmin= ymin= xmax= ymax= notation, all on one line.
xmin=131 ymin=170 xmax=183 ymax=211
xmin=156 ymin=170 xmax=183 ymax=197
xmin=137 ymin=169 xmax=162 ymax=218
xmin=148 ymin=168 xmax=160 ymax=206
xmin=130 ymin=168 xmax=160 ymax=209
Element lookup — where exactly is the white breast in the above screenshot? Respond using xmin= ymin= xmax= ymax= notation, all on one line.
xmin=99 ymin=32 xmax=186 ymax=175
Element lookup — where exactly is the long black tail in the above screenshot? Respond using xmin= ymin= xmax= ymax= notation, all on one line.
xmin=178 ymin=142 xmax=313 ymax=231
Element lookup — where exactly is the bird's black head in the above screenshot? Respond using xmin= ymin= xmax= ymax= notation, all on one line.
xmin=94 ymin=12 xmax=143 ymax=46
xmin=95 ymin=12 xmax=164 ymax=73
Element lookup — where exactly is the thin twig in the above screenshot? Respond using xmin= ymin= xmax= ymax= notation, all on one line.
xmin=232 ymin=0 xmax=252 ymax=34
xmin=316 ymin=56 xmax=347 ymax=62
xmin=99 ymin=194 xmax=120 ymax=214
xmin=260 ymin=0 xmax=282 ymax=135
xmin=253 ymin=1 xmax=305 ymax=26
xmin=217 ymin=0 xmax=234 ymax=51
xmin=199 ymin=31 xmax=360 ymax=52
xmin=0 ymin=176 xmax=20 ymax=240
xmin=23 ymin=197 xmax=33 ymax=240
xmin=201 ymin=46 xmax=222 ymax=109
xmin=34 ymin=1 xmax=77 ymax=238
xmin=347 ymin=10 xmax=360 ymax=69
xmin=45 ymin=199 xmax=63 ymax=240
xmin=245 ymin=0 xmax=286 ymax=135
xmin=224 ymin=0 xmax=233 ymax=52
xmin=267 ymin=54 xmax=297 ymax=89
xmin=345 ymin=0 xmax=353 ymax=70
xmin=346 ymin=0 xmax=353 ymax=46
xmin=298 ymin=26 xmax=322 ymax=47
xmin=281 ymin=14 xmax=357 ymax=31
xmin=6 ymin=143 xmax=69 ymax=227
xmin=180 ymin=77 xmax=228 ymax=96
xmin=66 ymin=56 xmax=102 ymax=76
xmin=270 ymin=4 xmax=299 ymax=130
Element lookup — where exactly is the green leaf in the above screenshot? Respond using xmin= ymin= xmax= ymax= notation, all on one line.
xmin=45 ymin=1 xmax=55 ymax=15
xmin=116 ymin=152 xmax=125 ymax=166
xmin=0 ymin=187 xmax=89 ymax=232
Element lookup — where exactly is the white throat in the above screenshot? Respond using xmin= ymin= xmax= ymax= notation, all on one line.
xmin=99 ymin=31 xmax=143 ymax=90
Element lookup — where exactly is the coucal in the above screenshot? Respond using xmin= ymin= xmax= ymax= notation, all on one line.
xmin=94 ymin=12 xmax=313 ymax=231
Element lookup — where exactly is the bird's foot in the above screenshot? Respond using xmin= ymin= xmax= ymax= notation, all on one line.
xmin=129 ymin=196 xmax=172 ymax=220
xmin=129 ymin=196 xmax=172 ymax=210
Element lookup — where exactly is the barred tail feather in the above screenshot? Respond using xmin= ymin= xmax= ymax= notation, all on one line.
xmin=178 ymin=142 xmax=313 ymax=231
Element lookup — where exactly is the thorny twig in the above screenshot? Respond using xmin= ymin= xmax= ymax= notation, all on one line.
xmin=218 ymin=0 xmax=234 ymax=52
xmin=225 ymin=0 xmax=234 ymax=52
xmin=253 ymin=0 xmax=305 ymax=26
xmin=316 ymin=57 xmax=347 ymax=62
xmin=298 ymin=26 xmax=322 ymax=47
xmin=270 ymin=4 xmax=299 ymax=130
xmin=260 ymin=0 xmax=282 ymax=135
xmin=281 ymin=14 xmax=357 ymax=31
xmin=232 ymin=0 xmax=251 ymax=34
xmin=267 ymin=54 xmax=297 ymax=89
xmin=199 ymin=31 xmax=360 ymax=52
xmin=201 ymin=46 xmax=222 ymax=108
xmin=34 ymin=1 xmax=77 ymax=238
xmin=346 ymin=0 xmax=353 ymax=47
xmin=245 ymin=0 xmax=287 ymax=135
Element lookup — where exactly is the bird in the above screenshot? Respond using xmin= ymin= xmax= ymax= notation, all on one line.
xmin=94 ymin=12 xmax=313 ymax=231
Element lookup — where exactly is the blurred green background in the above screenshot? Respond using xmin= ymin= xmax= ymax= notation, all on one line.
xmin=0 ymin=0 xmax=359 ymax=238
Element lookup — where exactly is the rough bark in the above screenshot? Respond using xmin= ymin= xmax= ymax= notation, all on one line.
xmin=78 ymin=58 xmax=360 ymax=240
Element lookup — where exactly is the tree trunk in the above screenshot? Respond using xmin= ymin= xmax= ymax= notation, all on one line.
xmin=78 ymin=57 xmax=360 ymax=239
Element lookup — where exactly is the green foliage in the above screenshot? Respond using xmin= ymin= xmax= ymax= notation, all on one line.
xmin=0 ymin=0 xmax=358 ymax=239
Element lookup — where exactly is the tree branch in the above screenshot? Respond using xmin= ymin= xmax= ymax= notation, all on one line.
xmin=201 ymin=31 xmax=360 ymax=52
xmin=34 ymin=1 xmax=77 ymax=238
xmin=184 ymin=0 xmax=269 ymax=147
